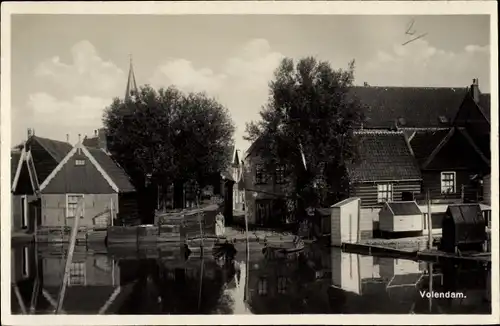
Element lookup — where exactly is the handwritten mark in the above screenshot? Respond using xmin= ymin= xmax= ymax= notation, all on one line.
xmin=402 ymin=18 xmax=428 ymax=46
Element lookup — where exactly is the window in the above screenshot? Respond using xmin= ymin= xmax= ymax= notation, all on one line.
xmin=258 ymin=277 xmax=268 ymax=296
xmin=277 ymin=276 xmax=289 ymax=294
xmin=441 ymin=171 xmax=456 ymax=193
xmin=275 ymin=165 xmax=285 ymax=184
xmin=75 ymin=159 xmax=86 ymax=166
xmin=255 ymin=164 xmax=266 ymax=184
xmin=69 ymin=262 xmax=86 ymax=286
xmin=66 ymin=195 xmax=84 ymax=218
xmin=377 ymin=184 xmax=393 ymax=203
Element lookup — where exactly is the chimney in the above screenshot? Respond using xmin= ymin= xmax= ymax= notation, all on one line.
xmin=97 ymin=128 xmax=109 ymax=153
xmin=66 ymin=134 xmax=70 ymax=143
xmin=94 ymin=130 xmax=98 ymax=137
xmin=471 ymin=78 xmax=480 ymax=103
xmin=27 ymin=128 xmax=33 ymax=139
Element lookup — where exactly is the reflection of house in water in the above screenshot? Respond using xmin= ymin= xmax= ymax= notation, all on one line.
xmin=246 ymin=248 xmax=332 ymax=314
xmin=330 ymin=250 xmax=381 ymax=295
xmin=11 ymin=244 xmax=38 ymax=314
xmin=41 ymin=251 xmax=124 ymax=314
xmin=142 ymin=256 xmax=235 ymax=314
xmin=11 ymin=244 xmax=131 ymax=315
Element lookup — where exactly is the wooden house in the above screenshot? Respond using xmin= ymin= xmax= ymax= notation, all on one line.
xmin=11 ymin=131 xmax=73 ymax=233
xmin=345 ymin=130 xmax=423 ymax=239
xmin=243 ymin=138 xmax=287 ymax=227
xmin=37 ymin=141 xmax=137 ymax=228
xmin=354 ymin=79 xmax=491 ymax=227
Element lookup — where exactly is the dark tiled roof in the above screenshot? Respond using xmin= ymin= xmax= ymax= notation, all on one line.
xmin=350 ymin=86 xmax=468 ymax=128
xmin=478 ymin=94 xmax=491 ymax=121
xmin=386 ymin=201 xmax=422 ymax=216
xmin=347 ymin=131 xmax=422 ymax=183
xmin=82 ymin=136 xmax=99 ymax=148
xmin=409 ymin=129 xmax=450 ymax=165
xmin=11 ymin=150 xmax=22 ymax=184
xmin=87 ymin=147 xmax=136 ymax=193
xmin=32 ymin=136 xmax=73 ymax=163
xmin=446 ymin=204 xmax=484 ymax=225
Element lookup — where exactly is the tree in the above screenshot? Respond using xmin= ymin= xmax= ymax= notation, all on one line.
xmin=103 ymin=85 xmax=235 ymax=221
xmin=245 ymin=57 xmax=363 ymax=222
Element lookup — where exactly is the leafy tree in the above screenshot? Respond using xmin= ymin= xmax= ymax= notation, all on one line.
xmin=245 ymin=57 xmax=363 ymax=221
xmin=103 ymin=85 xmax=235 ymax=221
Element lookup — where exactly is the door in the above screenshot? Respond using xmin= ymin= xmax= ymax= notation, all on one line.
xmin=256 ymin=200 xmax=271 ymax=226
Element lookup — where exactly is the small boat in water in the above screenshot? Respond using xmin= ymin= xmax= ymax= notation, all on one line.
xmin=263 ymin=235 xmax=305 ymax=255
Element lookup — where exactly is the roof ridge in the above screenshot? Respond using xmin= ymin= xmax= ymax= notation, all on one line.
xmin=352 ymin=85 xmax=468 ymax=91
xmin=354 ymin=130 xmax=404 ymax=135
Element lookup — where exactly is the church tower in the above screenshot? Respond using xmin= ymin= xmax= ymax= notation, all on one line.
xmin=125 ymin=54 xmax=138 ymax=100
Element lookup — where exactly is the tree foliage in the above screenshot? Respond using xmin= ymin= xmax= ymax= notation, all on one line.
xmin=103 ymin=85 xmax=235 ymax=190
xmin=245 ymin=57 xmax=363 ymax=213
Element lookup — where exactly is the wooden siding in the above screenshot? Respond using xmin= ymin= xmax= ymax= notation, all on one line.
xmin=421 ymin=170 xmax=473 ymax=200
xmin=350 ymin=181 xmax=421 ymax=208
xmin=118 ymin=192 xmax=140 ymax=225
xmin=41 ymin=193 xmax=118 ymax=227
xmin=42 ymin=150 xmax=115 ymax=194
xmin=29 ymin=139 xmax=59 ymax=185
xmin=379 ymin=205 xmax=423 ymax=233
xmin=483 ymin=175 xmax=491 ymax=205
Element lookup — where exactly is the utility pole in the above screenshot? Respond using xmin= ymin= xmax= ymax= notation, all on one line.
xmin=426 ymin=189 xmax=433 ymax=250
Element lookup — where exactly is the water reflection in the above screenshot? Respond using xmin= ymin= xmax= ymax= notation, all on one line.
xmin=11 ymin=242 xmax=491 ymax=315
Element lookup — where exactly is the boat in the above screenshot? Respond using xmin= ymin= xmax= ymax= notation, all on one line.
xmin=263 ymin=235 xmax=305 ymax=255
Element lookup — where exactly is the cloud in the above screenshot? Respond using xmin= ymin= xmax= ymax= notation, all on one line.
xmin=150 ymin=38 xmax=285 ymax=151
xmin=358 ymin=39 xmax=490 ymax=91
xmin=26 ymin=92 xmax=111 ymax=144
xmin=15 ymin=40 xmax=121 ymax=144
xmin=34 ymin=40 xmax=125 ymax=97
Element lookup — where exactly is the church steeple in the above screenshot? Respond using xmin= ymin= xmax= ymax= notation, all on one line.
xmin=125 ymin=54 xmax=138 ymax=100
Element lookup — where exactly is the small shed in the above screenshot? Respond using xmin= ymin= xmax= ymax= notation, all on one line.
xmin=330 ymin=197 xmax=361 ymax=247
xmin=440 ymin=204 xmax=486 ymax=253
xmin=379 ymin=201 xmax=423 ymax=233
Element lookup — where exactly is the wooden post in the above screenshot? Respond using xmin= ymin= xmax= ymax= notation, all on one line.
xmin=428 ymin=262 xmax=433 ymax=313
xmin=461 ymin=184 xmax=465 ymax=203
xmin=110 ymin=198 xmax=114 ymax=227
xmin=426 ymin=189 xmax=433 ymax=250
xmin=55 ymin=200 xmax=82 ymax=314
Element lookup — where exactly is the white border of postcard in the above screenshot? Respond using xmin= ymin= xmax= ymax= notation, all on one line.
xmin=1 ymin=1 xmax=498 ymax=325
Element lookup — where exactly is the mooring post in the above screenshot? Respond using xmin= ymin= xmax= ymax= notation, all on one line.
xmin=426 ymin=190 xmax=433 ymax=250
xmin=55 ymin=201 xmax=82 ymax=314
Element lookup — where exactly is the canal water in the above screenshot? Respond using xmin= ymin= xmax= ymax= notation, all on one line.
xmin=10 ymin=242 xmax=491 ymax=315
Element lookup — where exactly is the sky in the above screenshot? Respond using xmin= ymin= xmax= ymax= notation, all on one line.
xmin=10 ymin=14 xmax=490 ymax=152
